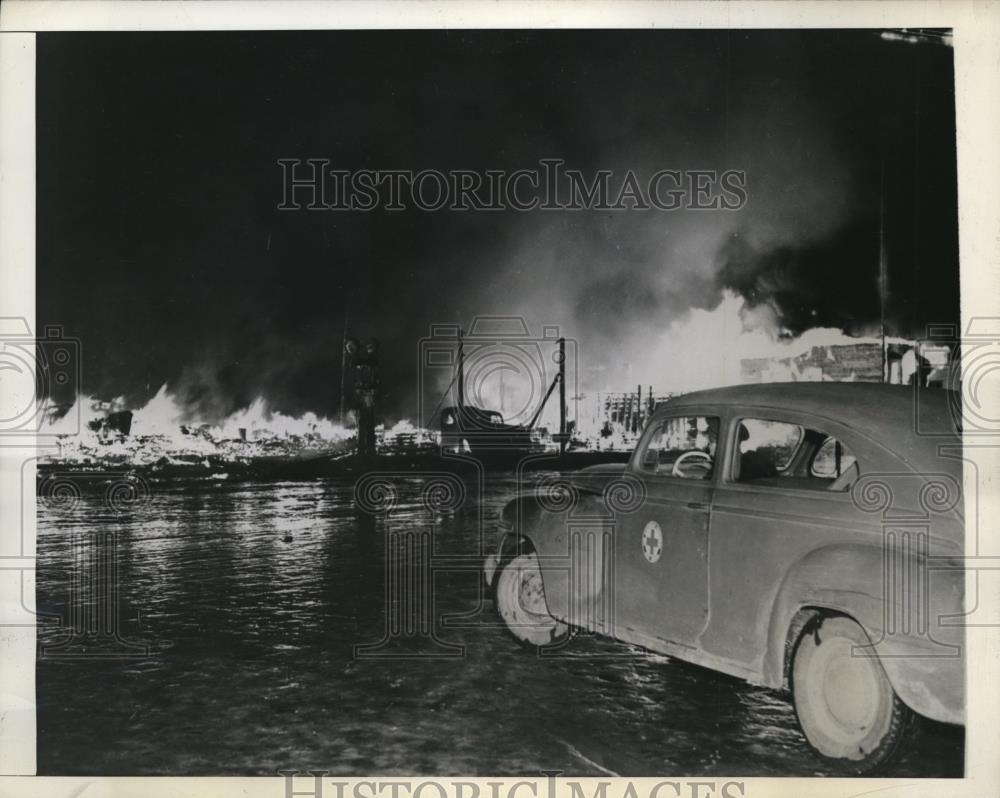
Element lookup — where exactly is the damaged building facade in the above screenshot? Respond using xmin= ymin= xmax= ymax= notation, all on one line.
xmin=740 ymin=341 xmax=956 ymax=388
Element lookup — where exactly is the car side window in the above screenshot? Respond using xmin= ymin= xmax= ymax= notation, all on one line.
xmin=640 ymin=415 xmax=719 ymax=479
xmin=810 ymin=436 xmax=858 ymax=481
xmin=734 ymin=417 xmax=859 ymax=491
xmin=737 ymin=419 xmax=802 ymax=473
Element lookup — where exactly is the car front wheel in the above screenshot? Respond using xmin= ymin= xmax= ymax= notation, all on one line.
xmin=792 ymin=615 xmax=914 ymax=773
xmin=494 ymin=552 xmax=570 ymax=648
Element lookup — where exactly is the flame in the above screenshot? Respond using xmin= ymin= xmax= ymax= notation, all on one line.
xmin=128 ymin=385 xmax=352 ymax=443
xmin=377 ymin=418 xmax=439 ymax=451
xmin=38 ymin=293 xmax=956 ymax=466
xmin=443 ymin=291 xmax=938 ymax=433
xmin=39 ymin=384 xmax=355 ymax=466
xmin=614 ymin=290 xmax=923 ymax=394
xmin=382 ymin=418 xmax=419 ymax=437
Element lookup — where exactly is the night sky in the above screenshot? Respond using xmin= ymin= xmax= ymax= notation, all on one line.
xmin=37 ymin=30 xmax=959 ymax=422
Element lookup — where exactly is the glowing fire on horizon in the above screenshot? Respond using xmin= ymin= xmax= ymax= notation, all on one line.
xmin=459 ymin=290 xmax=952 ymax=430
xmin=42 ymin=384 xmax=353 ymax=442
xmin=37 ymin=380 xmax=440 ymax=466
xmin=38 ymin=291 xmax=955 ymax=463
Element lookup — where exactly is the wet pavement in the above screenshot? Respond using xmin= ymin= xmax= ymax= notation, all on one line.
xmin=36 ymin=474 xmax=963 ymax=776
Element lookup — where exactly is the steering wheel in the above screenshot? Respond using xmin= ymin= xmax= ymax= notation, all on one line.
xmin=672 ymin=450 xmax=713 ymax=478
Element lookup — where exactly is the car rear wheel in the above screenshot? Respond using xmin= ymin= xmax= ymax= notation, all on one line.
xmin=494 ymin=552 xmax=570 ymax=648
xmin=792 ymin=615 xmax=914 ymax=773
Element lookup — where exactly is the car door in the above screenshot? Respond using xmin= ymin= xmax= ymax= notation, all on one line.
xmin=611 ymin=412 xmax=720 ymax=648
xmin=698 ymin=410 xmax=875 ymax=676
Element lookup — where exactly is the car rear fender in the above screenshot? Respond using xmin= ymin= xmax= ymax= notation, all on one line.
xmin=764 ymin=542 xmax=965 ymax=724
xmin=763 ymin=544 xmax=884 ymax=684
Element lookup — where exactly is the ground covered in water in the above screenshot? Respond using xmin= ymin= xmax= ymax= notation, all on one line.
xmin=36 ymin=475 xmax=963 ymax=776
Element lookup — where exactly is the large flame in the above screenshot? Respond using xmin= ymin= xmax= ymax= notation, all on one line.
xmin=38 ymin=292 xmax=954 ymax=465
xmin=455 ymin=291 xmax=946 ymax=430
xmin=621 ymin=290 xmax=914 ymax=394
xmin=39 ymin=385 xmax=355 ymax=466
xmin=127 ymin=385 xmax=352 ymax=442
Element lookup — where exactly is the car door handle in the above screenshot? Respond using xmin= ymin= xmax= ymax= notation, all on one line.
xmin=687 ymin=502 xmax=710 ymax=510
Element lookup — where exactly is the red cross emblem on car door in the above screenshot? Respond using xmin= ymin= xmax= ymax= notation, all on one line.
xmin=642 ymin=520 xmax=663 ymax=563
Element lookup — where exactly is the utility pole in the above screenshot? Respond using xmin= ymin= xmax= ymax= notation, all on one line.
xmin=339 ymin=311 xmax=349 ymax=425
xmin=457 ymin=329 xmax=465 ymax=410
xmin=879 ymin=161 xmax=888 ymax=383
xmin=351 ymin=339 xmax=380 ymax=457
xmin=558 ymin=337 xmax=567 ymax=454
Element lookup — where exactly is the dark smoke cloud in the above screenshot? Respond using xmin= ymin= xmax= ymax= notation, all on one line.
xmin=715 ymin=212 xmax=960 ymax=341
xmin=715 ymin=220 xmax=883 ymax=337
xmin=38 ymin=30 xmax=958 ymax=421
xmin=166 ymin=319 xmax=344 ymax=423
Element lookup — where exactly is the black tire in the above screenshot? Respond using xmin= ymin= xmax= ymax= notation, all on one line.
xmin=791 ymin=615 xmax=915 ymax=774
xmin=494 ymin=552 xmax=570 ymax=649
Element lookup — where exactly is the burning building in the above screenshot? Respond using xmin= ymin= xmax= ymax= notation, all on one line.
xmin=740 ymin=341 xmax=954 ymax=386
xmin=572 ymin=387 xmax=675 ymax=451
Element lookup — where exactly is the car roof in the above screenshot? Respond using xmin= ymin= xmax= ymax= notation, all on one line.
xmin=659 ymin=382 xmax=961 ymax=473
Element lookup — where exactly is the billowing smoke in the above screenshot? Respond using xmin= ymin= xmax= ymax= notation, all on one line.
xmin=447 ymin=28 xmax=958 ymax=399
xmin=38 ymin=30 xmax=958 ymax=422
xmin=715 ymin=220 xmax=884 ymax=338
xmin=165 ymin=321 xmax=344 ymax=424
